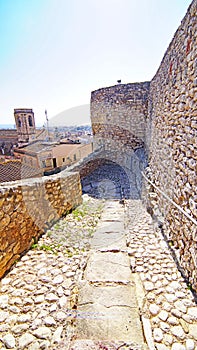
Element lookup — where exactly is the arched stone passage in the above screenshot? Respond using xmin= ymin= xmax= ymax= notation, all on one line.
xmin=80 ymin=159 xmax=139 ymax=200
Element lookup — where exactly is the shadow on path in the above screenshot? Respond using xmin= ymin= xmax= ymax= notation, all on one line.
xmin=81 ymin=163 xmax=139 ymax=200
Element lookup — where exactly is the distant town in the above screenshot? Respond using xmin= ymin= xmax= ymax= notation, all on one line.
xmin=0 ymin=108 xmax=93 ymax=183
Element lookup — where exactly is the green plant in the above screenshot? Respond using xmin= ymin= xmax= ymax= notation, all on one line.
xmin=31 ymin=243 xmax=38 ymax=249
xmin=47 ymin=231 xmax=52 ymax=237
xmin=39 ymin=244 xmax=54 ymax=252
xmin=54 ymin=223 xmax=60 ymax=229
xmin=72 ymin=203 xmax=89 ymax=219
xmin=64 ymin=248 xmax=73 ymax=257
xmin=187 ymin=284 xmax=192 ymax=291
xmin=168 ymin=240 xmax=174 ymax=247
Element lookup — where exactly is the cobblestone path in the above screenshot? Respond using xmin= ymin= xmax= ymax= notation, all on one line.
xmin=0 ymin=196 xmax=104 ymax=350
xmin=126 ymin=200 xmax=197 ymax=350
xmin=0 ymin=195 xmax=197 ymax=349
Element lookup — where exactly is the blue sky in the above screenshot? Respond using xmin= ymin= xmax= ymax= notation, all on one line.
xmin=0 ymin=0 xmax=192 ymax=125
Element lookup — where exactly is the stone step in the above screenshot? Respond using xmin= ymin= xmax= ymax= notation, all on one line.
xmin=75 ymin=200 xmax=147 ymax=348
xmin=85 ymin=251 xmax=131 ymax=283
xmin=75 ymin=278 xmax=146 ymax=345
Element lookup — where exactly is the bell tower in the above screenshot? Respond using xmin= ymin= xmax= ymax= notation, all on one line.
xmin=14 ymin=108 xmax=36 ymax=147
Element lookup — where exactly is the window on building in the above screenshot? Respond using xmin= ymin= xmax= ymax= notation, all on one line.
xmin=42 ymin=160 xmax=46 ymax=168
xmin=53 ymin=158 xmax=57 ymax=168
xmin=62 ymin=157 xmax=65 ymax=162
xmin=28 ymin=115 xmax=33 ymax=127
xmin=73 ymin=154 xmax=77 ymax=161
xmin=18 ymin=118 xmax=21 ymax=127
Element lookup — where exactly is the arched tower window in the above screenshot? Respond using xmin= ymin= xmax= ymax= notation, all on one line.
xmin=18 ymin=118 xmax=21 ymax=127
xmin=28 ymin=115 xmax=33 ymax=127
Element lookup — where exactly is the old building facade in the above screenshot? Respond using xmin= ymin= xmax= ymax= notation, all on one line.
xmin=14 ymin=108 xmax=36 ymax=147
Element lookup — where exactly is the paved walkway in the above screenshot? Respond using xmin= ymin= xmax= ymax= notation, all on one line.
xmin=74 ymin=201 xmax=146 ymax=349
xmin=0 ymin=196 xmax=197 ymax=349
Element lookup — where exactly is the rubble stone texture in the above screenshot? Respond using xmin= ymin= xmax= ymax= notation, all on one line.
xmin=0 ymin=170 xmax=82 ymax=278
xmin=146 ymin=0 xmax=197 ymax=291
xmin=90 ymin=0 xmax=197 ymax=292
xmin=0 ymin=2 xmax=196 ymax=348
xmin=0 ymin=195 xmax=197 ymax=349
xmin=90 ymin=82 xmax=149 ymax=193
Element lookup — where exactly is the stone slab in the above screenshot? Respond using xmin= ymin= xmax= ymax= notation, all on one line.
xmin=91 ymin=232 xmax=127 ymax=250
xmin=95 ymin=221 xmax=124 ymax=233
xmin=78 ymin=282 xmax=137 ymax=308
xmin=101 ymin=210 xmax=123 ymax=217
xmin=69 ymin=339 xmax=145 ymax=350
xmin=85 ymin=252 xmax=131 ymax=283
xmin=75 ymin=303 xmax=144 ymax=343
xmin=101 ymin=210 xmax=124 ymax=220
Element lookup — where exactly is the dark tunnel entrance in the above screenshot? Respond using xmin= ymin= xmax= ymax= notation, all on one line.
xmin=81 ymin=160 xmax=140 ymax=200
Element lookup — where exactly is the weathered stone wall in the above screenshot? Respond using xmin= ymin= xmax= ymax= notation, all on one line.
xmin=66 ymin=148 xmax=104 ymax=177
xmin=74 ymin=157 xmax=107 ymax=180
xmin=0 ymin=170 xmax=82 ymax=278
xmin=146 ymin=0 xmax=197 ymax=290
xmin=91 ymin=82 xmax=150 ymax=154
xmin=91 ymin=82 xmax=150 ymax=196
xmin=90 ymin=0 xmax=197 ymax=291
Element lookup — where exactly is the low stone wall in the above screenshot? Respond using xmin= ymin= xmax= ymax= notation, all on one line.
xmin=0 ymin=170 xmax=82 ymax=279
xmin=68 ymin=148 xmax=105 ymax=178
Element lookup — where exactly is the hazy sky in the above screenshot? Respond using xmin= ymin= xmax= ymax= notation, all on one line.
xmin=0 ymin=0 xmax=192 ymax=125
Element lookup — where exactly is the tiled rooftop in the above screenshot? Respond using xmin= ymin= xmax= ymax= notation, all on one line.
xmin=0 ymin=160 xmax=43 ymax=183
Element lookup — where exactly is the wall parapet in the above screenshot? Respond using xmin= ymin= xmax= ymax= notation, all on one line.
xmin=0 ymin=169 xmax=82 ymax=279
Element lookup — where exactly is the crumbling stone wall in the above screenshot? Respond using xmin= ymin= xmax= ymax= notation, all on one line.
xmin=146 ymin=0 xmax=197 ymax=290
xmin=0 ymin=170 xmax=82 ymax=278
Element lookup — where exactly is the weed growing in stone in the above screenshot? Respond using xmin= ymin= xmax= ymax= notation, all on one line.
xmin=46 ymin=231 xmax=52 ymax=237
xmin=54 ymin=223 xmax=61 ymax=229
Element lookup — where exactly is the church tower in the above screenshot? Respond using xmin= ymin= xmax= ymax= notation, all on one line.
xmin=14 ymin=109 xmax=36 ymax=147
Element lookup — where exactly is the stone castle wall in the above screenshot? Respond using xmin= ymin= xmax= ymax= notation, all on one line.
xmin=0 ymin=170 xmax=82 ymax=278
xmin=91 ymin=82 xmax=150 ymax=196
xmin=91 ymin=0 xmax=197 ymax=291
xmin=91 ymin=82 xmax=150 ymax=155
xmin=146 ymin=0 xmax=197 ymax=290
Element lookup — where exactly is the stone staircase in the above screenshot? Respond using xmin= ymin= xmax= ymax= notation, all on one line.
xmin=73 ymin=201 xmax=147 ymax=349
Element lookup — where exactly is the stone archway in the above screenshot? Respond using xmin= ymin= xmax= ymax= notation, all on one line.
xmin=80 ymin=159 xmax=139 ymax=200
